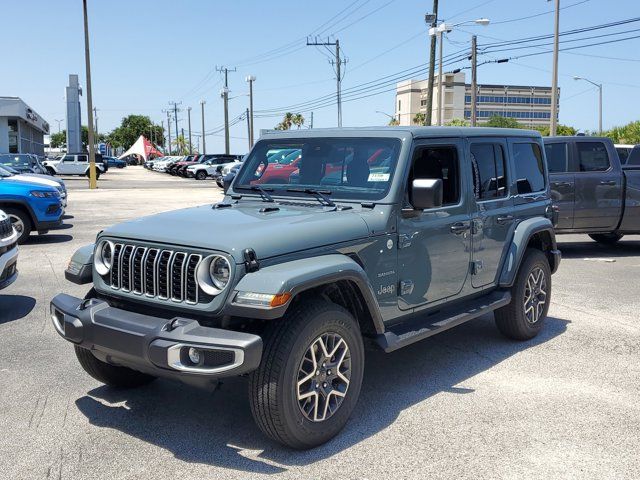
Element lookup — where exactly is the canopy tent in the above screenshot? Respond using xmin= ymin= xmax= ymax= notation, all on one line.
xmin=118 ymin=136 xmax=163 ymax=161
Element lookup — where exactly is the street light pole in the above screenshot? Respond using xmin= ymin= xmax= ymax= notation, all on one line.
xmin=187 ymin=107 xmax=192 ymax=154
xmin=82 ymin=0 xmax=97 ymax=189
xmin=200 ymin=100 xmax=206 ymax=154
xmin=471 ymin=35 xmax=478 ymax=127
xmin=573 ymin=76 xmax=602 ymax=134
xmin=246 ymin=75 xmax=256 ymax=147
xmin=437 ymin=26 xmax=444 ymax=126
xmin=425 ymin=3 xmax=439 ymax=126
xmin=550 ymin=0 xmax=560 ymax=136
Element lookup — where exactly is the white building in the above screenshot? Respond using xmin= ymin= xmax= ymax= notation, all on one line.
xmin=395 ymin=72 xmax=557 ymax=128
xmin=0 ymin=97 xmax=50 ymax=155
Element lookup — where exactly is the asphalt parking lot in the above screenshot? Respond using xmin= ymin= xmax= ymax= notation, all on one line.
xmin=0 ymin=167 xmax=638 ymax=479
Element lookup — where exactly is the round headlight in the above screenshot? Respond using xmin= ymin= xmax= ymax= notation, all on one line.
xmin=95 ymin=240 xmax=114 ymax=275
xmin=210 ymin=256 xmax=231 ymax=290
xmin=197 ymin=255 xmax=232 ymax=295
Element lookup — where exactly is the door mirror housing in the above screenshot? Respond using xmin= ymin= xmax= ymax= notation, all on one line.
xmin=223 ymin=172 xmax=236 ymax=193
xmin=411 ymin=178 xmax=443 ymax=210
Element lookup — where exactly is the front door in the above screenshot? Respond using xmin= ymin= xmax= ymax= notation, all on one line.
xmin=59 ymin=154 xmax=75 ymax=174
xmin=572 ymin=140 xmax=622 ymax=231
xmin=74 ymin=154 xmax=89 ymax=175
xmin=397 ymin=139 xmax=471 ymax=310
xmin=469 ymin=138 xmax=515 ymax=288
xmin=545 ymin=141 xmax=575 ymax=230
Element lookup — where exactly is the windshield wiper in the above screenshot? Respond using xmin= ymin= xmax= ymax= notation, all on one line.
xmin=286 ymin=188 xmax=335 ymax=207
xmin=235 ymin=185 xmax=275 ymax=202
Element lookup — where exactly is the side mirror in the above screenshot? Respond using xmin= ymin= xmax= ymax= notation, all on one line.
xmin=223 ymin=172 xmax=236 ymax=193
xmin=411 ymin=178 xmax=443 ymax=210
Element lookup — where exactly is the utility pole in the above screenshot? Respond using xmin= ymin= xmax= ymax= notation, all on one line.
xmin=163 ymin=109 xmax=172 ymax=155
xmin=437 ymin=25 xmax=444 ymax=126
xmin=306 ymin=37 xmax=347 ymax=127
xmin=93 ymin=107 xmax=98 ymax=143
xmin=245 ymin=75 xmax=256 ymax=147
xmin=470 ymin=35 xmax=478 ymax=127
xmin=181 ymin=128 xmax=185 ymax=154
xmin=54 ymin=119 xmax=64 ymax=133
xmin=246 ymin=108 xmax=251 ymax=149
xmin=310 ymin=111 xmax=314 ymax=129
xmin=550 ymin=0 xmax=560 ymax=136
xmin=200 ymin=100 xmax=206 ymax=154
xmin=82 ymin=0 xmax=97 ymax=189
xmin=425 ymin=2 xmax=439 ymax=126
xmin=187 ymin=107 xmax=192 ymax=154
xmin=216 ymin=66 xmax=236 ymax=154
xmin=168 ymin=101 xmax=181 ymax=142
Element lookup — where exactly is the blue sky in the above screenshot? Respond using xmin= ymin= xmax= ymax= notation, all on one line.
xmin=1 ymin=0 xmax=639 ymax=153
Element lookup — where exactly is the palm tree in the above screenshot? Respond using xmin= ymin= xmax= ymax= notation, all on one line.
xmin=388 ymin=118 xmax=400 ymax=126
xmin=413 ymin=112 xmax=426 ymax=126
xmin=172 ymin=134 xmax=188 ymax=155
xmin=292 ymin=113 xmax=305 ymax=129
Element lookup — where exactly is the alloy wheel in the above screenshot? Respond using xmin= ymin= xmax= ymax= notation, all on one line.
xmin=8 ymin=214 xmax=24 ymax=235
xmin=296 ymin=332 xmax=351 ymax=422
xmin=523 ymin=267 xmax=547 ymax=324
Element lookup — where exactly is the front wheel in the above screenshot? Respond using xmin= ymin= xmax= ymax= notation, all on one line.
xmin=46 ymin=167 xmax=56 ymax=175
xmin=495 ymin=249 xmax=551 ymax=341
xmin=589 ymin=232 xmax=623 ymax=245
xmin=249 ymin=300 xmax=364 ymax=449
xmin=195 ymin=170 xmax=208 ymax=180
xmin=4 ymin=207 xmax=32 ymax=244
xmin=74 ymin=346 xmax=156 ymax=388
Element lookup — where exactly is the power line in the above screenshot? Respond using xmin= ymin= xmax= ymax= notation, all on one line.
xmin=490 ymin=0 xmax=590 ymax=25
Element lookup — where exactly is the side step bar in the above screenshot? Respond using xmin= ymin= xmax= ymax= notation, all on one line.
xmin=376 ymin=290 xmax=511 ymax=352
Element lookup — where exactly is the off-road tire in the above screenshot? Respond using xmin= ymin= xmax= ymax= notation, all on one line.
xmin=196 ymin=170 xmax=208 ymax=180
xmin=249 ymin=300 xmax=365 ymax=449
xmin=589 ymin=232 xmax=623 ymax=245
xmin=495 ymin=248 xmax=551 ymax=341
xmin=4 ymin=207 xmax=32 ymax=244
xmin=74 ymin=345 xmax=156 ymax=388
xmin=46 ymin=167 xmax=56 ymax=176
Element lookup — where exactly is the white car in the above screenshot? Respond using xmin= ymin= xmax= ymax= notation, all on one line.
xmin=0 ymin=209 xmax=19 ymax=290
xmin=43 ymin=153 xmax=105 ymax=178
xmin=0 ymin=165 xmax=67 ymax=208
xmin=186 ymin=157 xmax=242 ymax=180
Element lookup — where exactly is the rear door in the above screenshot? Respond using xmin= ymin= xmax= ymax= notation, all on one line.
xmin=545 ymin=141 xmax=575 ymax=230
xmin=469 ymin=138 xmax=514 ymax=288
xmin=59 ymin=154 xmax=76 ymax=174
xmin=572 ymin=140 xmax=622 ymax=231
xmin=75 ymin=154 xmax=89 ymax=175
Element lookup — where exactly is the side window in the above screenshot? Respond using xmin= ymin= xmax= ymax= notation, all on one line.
xmin=513 ymin=143 xmax=545 ymax=194
xmin=627 ymin=146 xmax=640 ymax=166
xmin=577 ymin=142 xmax=610 ymax=172
xmin=544 ymin=143 xmax=569 ymax=173
xmin=62 ymin=155 xmax=74 ymax=162
xmin=616 ymin=148 xmax=630 ymax=165
xmin=77 ymin=155 xmax=88 ymax=163
xmin=470 ymin=143 xmax=507 ymax=200
xmin=409 ymin=146 xmax=460 ymax=207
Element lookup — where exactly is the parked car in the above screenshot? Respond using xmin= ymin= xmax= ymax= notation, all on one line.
xmin=543 ymin=136 xmax=640 ymax=243
xmin=103 ymin=156 xmax=127 ymax=168
xmin=216 ymin=162 xmax=243 ymax=187
xmin=0 ymin=165 xmax=67 ymax=208
xmin=186 ymin=155 xmax=243 ymax=180
xmin=42 ymin=152 xmax=106 ymax=178
xmin=166 ymin=155 xmax=196 ymax=175
xmin=0 ymin=209 xmax=19 ymax=290
xmin=0 ymin=168 xmax=63 ymax=243
xmin=53 ymin=127 xmax=560 ymax=449
xmin=0 ymin=154 xmax=48 ymax=174
xmin=623 ymin=145 xmax=640 ymax=167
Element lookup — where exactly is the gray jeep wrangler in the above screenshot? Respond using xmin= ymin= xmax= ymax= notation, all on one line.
xmin=51 ymin=127 xmax=560 ymax=449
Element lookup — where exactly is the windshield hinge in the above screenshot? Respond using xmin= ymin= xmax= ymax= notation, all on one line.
xmin=243 ymin=248 xmax=260 ymax=273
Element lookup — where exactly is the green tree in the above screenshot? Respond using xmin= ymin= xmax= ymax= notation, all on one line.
xmin=413 ymin=112 xmax=426 ymax=126
xmin=274 ymin=112 xmax=296 ymax=130
xmin=108 ymin=115 xmax=164 ymax=149
xmin=388 ymin=118 xmax=400 ymax=126
xmin=533 ymin=124 xmax=576 ymax=136
xmin=445 ymin=118 xmax=470 ymax=127
xmin=49 ymin=127 xmax=106 ymax=150
xmin=172 ymin=134 xmax=190 ymax=155
xmin=292 ymin=113 xmax=305 ymax=129
xmin=485 ymin=115 xmax=521 ymax=129
xmin=603 ymin=120 xmax=640 ymax=144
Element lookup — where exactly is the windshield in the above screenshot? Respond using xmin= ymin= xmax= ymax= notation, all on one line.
xmin=0 ymin=165 xmax=14 ymax=178
xmin=234 ymin=137 xmax=401 ymax=201
xmin=0 ymin=154 xmax=32 ymax=168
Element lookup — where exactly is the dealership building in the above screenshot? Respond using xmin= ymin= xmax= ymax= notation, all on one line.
xmin=395 ymin=71 xmax=558 ymax=128
xmin=0 ymin=97 xmax=50 ymax=156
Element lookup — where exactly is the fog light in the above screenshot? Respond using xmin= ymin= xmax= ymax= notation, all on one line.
xmin=188 ymin=347 xmax=201 ymax=365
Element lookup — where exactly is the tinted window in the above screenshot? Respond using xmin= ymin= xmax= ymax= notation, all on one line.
xmin=616 ymin=147 xmax=631 ymax=165
xmin=61 ymin=155 xmax=74 ymax=162
xmin=410 ymin=146 xmax=459 ymax=206
xmin=77 ymin=155 xmax=88 ymax=163
xmin=544 ymin=143 xmax=569 ymax=173
xmin=577 ymin=142 xmax=609 ymax=172
xmin=513 ymin=143 xmax=545 ymax=194
xmin=625 ymin=146 xmax=640 ymax=166
xmin=470 ymin=143 xmax=507 ymax=200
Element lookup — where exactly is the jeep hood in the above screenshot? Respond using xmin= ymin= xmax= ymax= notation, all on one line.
xmin=101 ymin=202 xmax=371 ymax=262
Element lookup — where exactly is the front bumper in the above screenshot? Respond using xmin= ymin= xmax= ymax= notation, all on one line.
xmin=50 ymin=294 xmax=263 ymax=386
xmin=0 ymin=245 xmax=18 ymax=290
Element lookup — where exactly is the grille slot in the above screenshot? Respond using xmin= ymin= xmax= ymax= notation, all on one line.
xmin=106 ymin=242 xmax=211 ymax=305
xmin=0 ymin=218 xmax=12 ymax=239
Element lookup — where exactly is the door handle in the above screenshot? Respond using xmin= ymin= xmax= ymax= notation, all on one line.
xmin=599 ymin=180 xmax=616 ymax=186
xmin=552 ymin=181 xmax=572 ymax=187
xmin=450 ymin=222 xmax=470 ymax=234
xmin=496 ymin=215 xmax=514 ymax=225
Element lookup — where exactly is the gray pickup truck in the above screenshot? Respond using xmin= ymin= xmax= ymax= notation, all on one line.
xmin=51 ymin=127 xmax=560 ymax=449
xmin=543 ymin=136 xmax=640 ymax=244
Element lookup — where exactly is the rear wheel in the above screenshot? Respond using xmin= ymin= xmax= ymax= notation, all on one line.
xmin=195 ymin=170 xmax=208 ymax=180
xmin=589 ymin=232 xmax=623 ymax=245
xmin=495 ymin=249 xmax=551 ymax=341
xmin=3 ymin=207 xmax=32 ymax=244
xmin=249 ymin=300 xmax=364 ymax=449
xmin=74 ymin=346 xmax=156 ymax=388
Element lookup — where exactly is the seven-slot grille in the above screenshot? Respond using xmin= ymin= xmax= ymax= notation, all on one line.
xmin=0 ymin=217 xmax=13 ymax=239
xmin=108 ymin=243 xmax=202 ymax=304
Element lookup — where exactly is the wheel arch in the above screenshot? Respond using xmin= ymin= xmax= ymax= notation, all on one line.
xmin=0 ymin=199 xmax=36 ymax=229
xmin=499 ymin=217 xmax=560 ymax=287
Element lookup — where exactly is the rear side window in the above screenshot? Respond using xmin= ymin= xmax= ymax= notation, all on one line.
xmin=577 ymin=142 xmax=610 ymax=172
xmin=625 ymin=146 xmax=640 ymax=166
xmin=410 ymin=145 xmax=460 ymax=206
xmin=616 ymin=147 xmax=631 ymax=165
xmin=470 ymin=143 xmax=507 ymax=200
xmin=513 ymin=143 xmax=545 ymax=194
xmin=544 ymin=143 xmax=569 ymax=173
xmin=77 ymin=155 xmax=88 ymax=163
